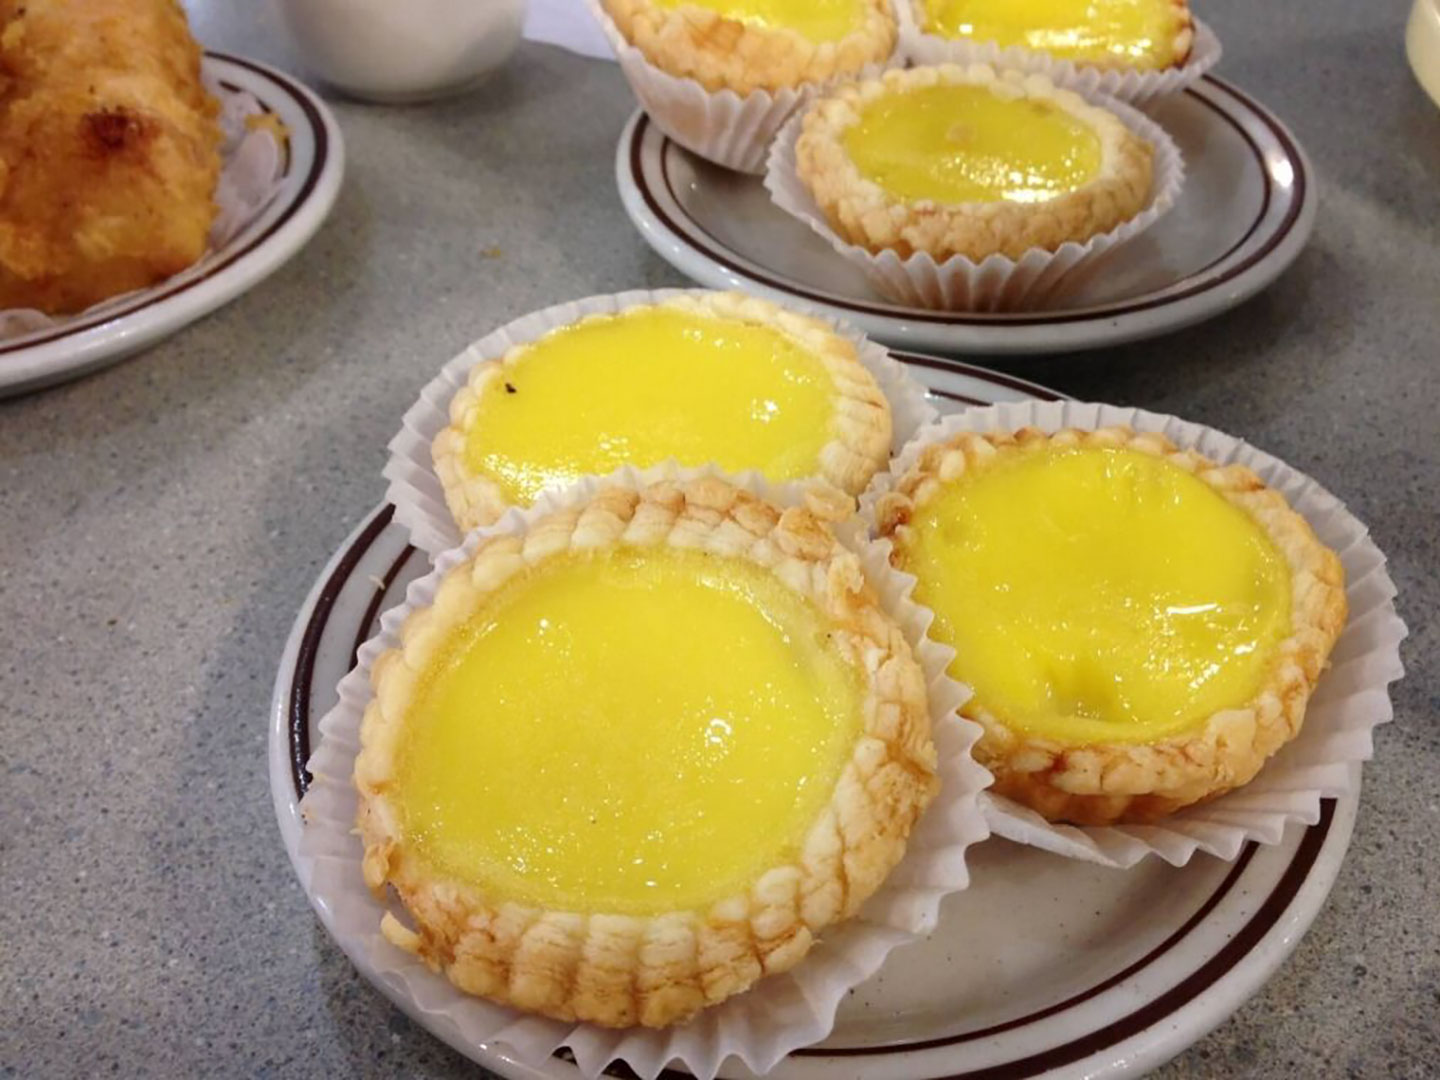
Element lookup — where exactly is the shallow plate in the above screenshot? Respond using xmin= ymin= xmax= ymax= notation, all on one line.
xmin=0 ymin=52 xmax=345 ymax=397
xmin=616 ymin=76 xmax=1316 ymax=356
xmin=270 ymin=356 xmax=1357 ymax=1080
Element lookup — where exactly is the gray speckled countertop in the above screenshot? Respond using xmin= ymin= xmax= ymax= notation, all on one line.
xmin=2 ymin=1 xmax=1436 ymax=1077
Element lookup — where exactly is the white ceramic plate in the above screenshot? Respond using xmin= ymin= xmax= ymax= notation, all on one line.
xmin=616 ymin=76 xmax=1316 ymax=356
xmin=0 ymin=52 xmax=345 ymax=397
xmin=270 ymin=355 xmax=1358 ymax=1080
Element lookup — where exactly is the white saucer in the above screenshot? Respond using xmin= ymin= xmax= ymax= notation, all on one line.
xmin=616 ymin=76 xmax=1316 ymax=357
xmin=0 ymin=52 xmax=345 ymax=397
xmin=270 ymin=355 xmax=1357 ymax=1080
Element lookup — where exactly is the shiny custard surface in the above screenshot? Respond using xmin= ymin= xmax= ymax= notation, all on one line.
xmin=922 ymin=0 xmax=1186 ymax=70
xmin=652 ymin=0 xmax=868 ymax=42
xmin=900 ymin=445 xmax=1291 ymax=744
xmin=392 ymin=547 xmax=864 ymax=914
xmin=464 ymin=307 xmax=838 ymax=505
xmin=841 ymin=84 xmax=1102 ymax=205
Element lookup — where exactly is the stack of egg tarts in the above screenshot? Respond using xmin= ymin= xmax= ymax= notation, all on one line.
xmin=597 ymin=0 xmax=1208 ymax=293
xmin=347 ymin=289 xmax=1347 ymax=1034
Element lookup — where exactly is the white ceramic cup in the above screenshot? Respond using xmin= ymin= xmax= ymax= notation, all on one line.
xmin=275 ymin=0 xmax=527 ymax=103
xmin=1409 ymin=0 xmax=1440 ymax=110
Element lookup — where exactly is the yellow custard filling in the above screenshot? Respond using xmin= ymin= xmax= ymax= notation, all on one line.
xmin=652 ymin=0 xmax=867 ymax=42
xmin=392 ymin=547 xmax=864 ymax=915
xmin=464 ymin=307 xmax=839 ymax=505
xmin=901 ymin=445 xmax=1291 ymax=744
xmin=841 ymin=84 xmax=1102 ymax=205
xmin=922 ymin=0 xmax=1185 ymax=70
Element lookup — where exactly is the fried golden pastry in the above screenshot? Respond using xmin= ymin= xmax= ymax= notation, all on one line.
xmin=0 ymin=0 xmax=222 ymax=314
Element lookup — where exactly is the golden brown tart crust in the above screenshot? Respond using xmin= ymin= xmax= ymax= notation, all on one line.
xmin=602 ymin=0 xmax=897 ymax=95
xmin=795 ymin=64 xmax=1154 ymax=261
xmin=432 ymin=291 xmax=895 ymax=534
xmin=875 ymin=426 xmax=1348 ymax=826
xmin=355 ymin=478 xmax=939 ymax=1027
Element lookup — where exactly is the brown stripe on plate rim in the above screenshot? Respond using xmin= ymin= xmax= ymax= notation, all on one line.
xmin=894 ymin=352 xmax=1067 ymax=401
xmin=655 ymin=85 xmax=1272 ymax=324
xmin=630 ymin=74 xmax=1305 ymax=327
xmin=626 ymin=802 xmax=1334 ymax=1079
xmin=643 ymin=77 xmax=1280 ymax=324
xmin=0 ymin=51 xmax=329 ymax=355
xmin=350 ymin=543 xmax=420 ymax=673
xmin=288 ymin=504 xmax=395 ymax=797
xmin=917 ymin=800 xmax=1336 ymax=1079
xmin=799 ymin=843 xmax=1263 ymax=1054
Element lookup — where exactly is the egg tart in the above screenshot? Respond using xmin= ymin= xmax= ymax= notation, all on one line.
xmin=794 ymin=64 xmax=1154 ymax=261
xmin=602 ymin=0 xmax=897 ymax=95
xmin=914 ymin=0 xmax=1195 ymax=72
xmin=432 ymin=292 xmax=893 ymax=533
xmin=355 ymin=478 xmax=938 ymax=1027
xmin=875 ymin=426 xmax=1347 ymax=826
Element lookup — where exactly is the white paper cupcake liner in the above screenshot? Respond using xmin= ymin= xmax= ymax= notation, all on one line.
xmin=861 ymin=401 xmax=1407 ymax=869
xmin=585 ymin=0 xmax=900 ymax=173
xmin=383 ymin=287 xmax=938 ymax=558
xmin=764 ymin=72 xmax=1186 ymax=312
xmin=0 ymin=76 xmax=286 ymax=340
xmin=896 ymin=1 xmax=1223 ymax=104
xmin=298 ymin=462 xmax=991 ymax=1080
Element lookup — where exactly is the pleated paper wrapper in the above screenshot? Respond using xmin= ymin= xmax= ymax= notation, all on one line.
xmin=764 ymin=74 xmax=1186 ymax=312
xmin=0 ymin=77 xmax=286 ymax=340
xmin=297 ymin=462 xmax=991 ymax=1079
xmin=896 ymin=1 xmax=1223 ymax=105
xmin=862 ymin=401 xmax=1407 ymax=869
xmin=585 ymin=0 xmax=901 ymax=173
xmin=384 ymin=287 xmax=938 ymax=558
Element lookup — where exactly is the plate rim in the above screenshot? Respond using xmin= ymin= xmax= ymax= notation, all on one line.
xmin=0 ymin=51 xmax=346 ymax=396
xmin=616 ymin=75 xmax=1317 ymax=355
xmin=268 ymin=357 xmax=1357 ymax=1080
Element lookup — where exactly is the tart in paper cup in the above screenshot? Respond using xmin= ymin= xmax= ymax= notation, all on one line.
xmin=383 ymin=287 xmax=937 ymax=558
xmin=585 ymin=0 xmax=900 ymax=174
xmin=895 ymin=1 xmax=1223 ymax=105
xmin=861 ymin=401 xmax=1406 ymax=869
xmin=763 ymin=67 xmax=1186 ymax=312
xmin=298 ymin=463 xmax=989 ymax=1079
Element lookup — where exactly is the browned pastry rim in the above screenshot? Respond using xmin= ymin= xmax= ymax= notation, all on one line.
xmin=356 ymin=477 xmax=939 ymax=1026
xmin=432 ymin=291 xmax=894 ymax=534
xmin=793 ymin=64 xmax=1155 ymax=262
xmin=603 ymin=0 xmax=897 ymax=95
xmin=874 ymin=426 xmax=1347 ymax=826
